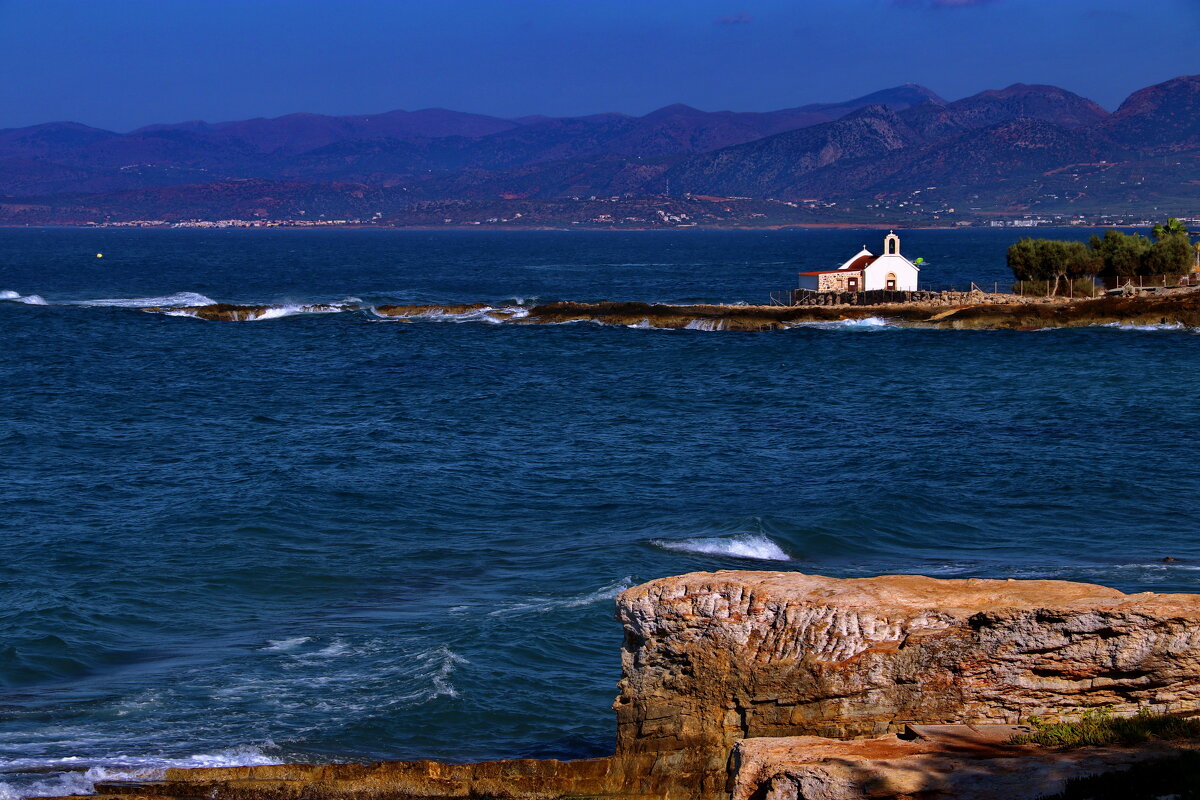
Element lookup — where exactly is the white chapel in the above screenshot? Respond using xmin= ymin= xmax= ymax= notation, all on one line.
xmin=797 ymin=232 xmax=920 ymax=293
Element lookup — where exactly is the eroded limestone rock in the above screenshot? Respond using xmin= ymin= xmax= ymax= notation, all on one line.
xmin=614 ymin=571 xmax=1200 ymax=756
xmin=731 ymin=734 xmax=1199 ymax=800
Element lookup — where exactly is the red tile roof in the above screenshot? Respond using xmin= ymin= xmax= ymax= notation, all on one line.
xmin=798 ymin=254 xmax=879 ymax=275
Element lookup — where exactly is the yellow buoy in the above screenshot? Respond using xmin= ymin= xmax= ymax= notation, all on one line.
xmin=96 ymin=253 xmax=103 ymax=258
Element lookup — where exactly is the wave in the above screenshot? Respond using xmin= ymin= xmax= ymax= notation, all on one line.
xmin=0 ymin=745 xmax=281 ymax=800
xmin=260 ymin=636 xmax=312 ymax=651
xmin=684 ymin=318 xmax=726 ymax=331
xmin=788 ymin=316 xmax=890 ymax=329
xmin=75 ymin=292 xmax=217 ymax=308
xmin=488 ymin=576 xmax=634 ymax=617
xmin=373 ymin=305 xmax=530 ymax=324
xmin=652 ymin=533 xmax=791 ymax=561
xmin=6 ymin=294 xmax=49 ymax=305
xmin=0 ymin=290 xmax=19 ymax=300
xmin=394 ymin=645 xmax=468 ymax=704
xmin=158 ymin=303 xmax=353 ymax=321
xmin=1098 ymin=321 xmax=1190 ymax=332
xmin=247 ymin=304 xmax=346 ymax=321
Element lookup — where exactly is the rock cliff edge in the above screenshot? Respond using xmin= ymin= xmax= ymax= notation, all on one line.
xmin=64 ymin=571 xmax=1200 ymax=800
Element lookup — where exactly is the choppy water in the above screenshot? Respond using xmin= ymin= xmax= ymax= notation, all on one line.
xmin=3 ymin=228 xmax=1199 ymax=798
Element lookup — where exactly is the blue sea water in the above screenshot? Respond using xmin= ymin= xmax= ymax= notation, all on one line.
xmin=2 ymin=227 xmax=1199 ymax=798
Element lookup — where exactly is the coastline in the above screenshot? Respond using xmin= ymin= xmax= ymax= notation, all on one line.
xmin=49 ymin=569 xmax=1200 ymax=800
xmin=138 ymin=289 xmax=1200 ymax=330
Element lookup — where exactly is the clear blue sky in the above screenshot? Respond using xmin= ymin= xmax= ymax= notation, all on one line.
xmin=0 ymin=0 xmax=1197 ymax=131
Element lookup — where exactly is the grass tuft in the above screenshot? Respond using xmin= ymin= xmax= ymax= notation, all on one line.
xmin=1011 ymin=707 xmax=1200 ymax=748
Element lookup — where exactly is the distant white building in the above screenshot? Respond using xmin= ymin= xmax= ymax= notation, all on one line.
xmin=797 ymin=232 xmax=920 ymax=292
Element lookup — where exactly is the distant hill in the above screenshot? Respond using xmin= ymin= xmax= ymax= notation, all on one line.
xmin=1 ymin=77 xmax=1198 ymax=224
xmin=1102 ymin=75 xmax=1200 ymax=153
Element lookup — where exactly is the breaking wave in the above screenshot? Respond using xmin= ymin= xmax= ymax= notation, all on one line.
xmin=788 ymin=316 xmax=891 ymax=329
xmin=75 ymin=292 xmax=217 ymax=308
xmin=260 ymin=636 xmax=312 ymax=651
xmin=246 ymin=304 xmax=346 ymax=321
xmin=397 ymin=646 xmax=468 ymax=703
xmin=2 ymin=292 xmax=49 ymax=305
xmin=373 ymin=306 xmax=530 ymax=324
xmin=1097 ymin=321 xmax=1191 ymax=332
xmin=157 ymin=303 xmax=354 ymax=321
xmin=652 ymin=533 xmax=791 ymax=561
xmin=684 ymin=318 xmax=726 ymax=331
xmin=0 ymin=745 xmax=282 ymax=800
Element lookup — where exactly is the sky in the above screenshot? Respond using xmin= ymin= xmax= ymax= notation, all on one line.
xmin=0 ymin=0 xmax=1197 ymax=131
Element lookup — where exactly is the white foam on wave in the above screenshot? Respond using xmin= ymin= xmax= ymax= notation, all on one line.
xmin=0 ymin=290 xmax=20 ymax=300
xmin=627 ymin=318 xmax=654 ymax=329
xmin=76 ymin=292 xmax=217 ymax=308
xmin=261 ymin=636 xmax=312 ymax=651
xmin=488 ymin=576 xmax=635 ymax=617
xmin=789 ymin=316 xmax=891 ymax=329
xmin=375 ymin=305 xmax=530 ymax=324
xmin=685 ymin=318 xmax=725 ymax=331
xmin=15 ymin=295 xmax=48 ymax=306
xmin=249 ymin=305 xmax=307 ymax=321
xmin=395 ymin=645 xmax=468 ymax=704
xmin=311 ymin=641 xmax=352 ymax=657
xmin=0 ymin=745 xmax=281 ymax=800
xmin=1098 ymin=321 xmax=1190 ymax=332
xmin=653 ymin=533 xmax=791 ymax=561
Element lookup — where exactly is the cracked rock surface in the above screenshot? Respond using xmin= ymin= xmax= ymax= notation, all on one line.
xmin=614 ymin=570 xmax=1200 ymax=759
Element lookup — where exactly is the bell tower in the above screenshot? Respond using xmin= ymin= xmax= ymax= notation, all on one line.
xmin=884 ymin=231 xmax=901 ymax=256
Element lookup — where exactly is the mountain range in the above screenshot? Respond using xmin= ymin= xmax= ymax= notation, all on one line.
xmin=1 ymin=77 xmax=1198 ymax=225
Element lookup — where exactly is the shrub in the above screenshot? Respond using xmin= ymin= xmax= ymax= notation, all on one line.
xmin=1010 ymin=707 xmax=1200 ymax=748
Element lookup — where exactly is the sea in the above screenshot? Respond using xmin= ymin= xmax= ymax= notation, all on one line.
xmin=3 ymin=227 xmax=1199 ymax=798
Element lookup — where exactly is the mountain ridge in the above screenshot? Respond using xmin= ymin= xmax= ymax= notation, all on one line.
xmin=1 ymin=77 xmax=1197 ymax=224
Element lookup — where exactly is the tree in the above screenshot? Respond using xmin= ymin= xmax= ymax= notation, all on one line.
xmin=1144 ymin=233 xmax=1192 ymax=276
xmin=1007 ymin=237 xmax=1100 ymax=295
xmin=1007 ymin=238 xmax=1041 ymax=282
xmin=1152 ymin=217 xmax=1189 ymax=241
xmin=1089 ymin=230 xmax=1152 ymax=278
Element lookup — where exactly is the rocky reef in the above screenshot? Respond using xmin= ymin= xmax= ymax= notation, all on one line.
xmin=150 ymin=288 xmax=1200 ymax=329
xmin=59 ymin=571 xmax=1200 ymax=800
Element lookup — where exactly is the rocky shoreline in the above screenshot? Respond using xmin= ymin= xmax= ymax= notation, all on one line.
xmin=51 ymin=570 xmax=1200 ymax=800
xmin=144 ymin=288 xmax=1200 ymax=330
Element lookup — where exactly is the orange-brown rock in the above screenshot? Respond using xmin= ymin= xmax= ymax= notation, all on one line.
xmin=731 ymin=732 xmax=1199 ymax=800
xmin=615 ymin=571 xmax=1200 ymax=762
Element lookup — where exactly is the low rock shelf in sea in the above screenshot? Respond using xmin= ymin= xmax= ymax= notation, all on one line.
xmin=138 ymin=286 xmax=1200 ymax=329
xmin=58 ymin=570 xmax=1200 ymax=800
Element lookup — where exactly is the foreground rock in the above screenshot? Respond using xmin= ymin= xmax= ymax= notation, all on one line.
xmin=615 ymin=571 xmax=1200 ymax=756
xmin=732 ymin=731 xmax=1199 ymax=800
xmin=63 ymin=571 xmax=1200 ymax=800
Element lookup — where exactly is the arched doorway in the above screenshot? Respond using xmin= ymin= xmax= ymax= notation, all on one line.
xmin=885 ymin=273 xmax=897 ymax=290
